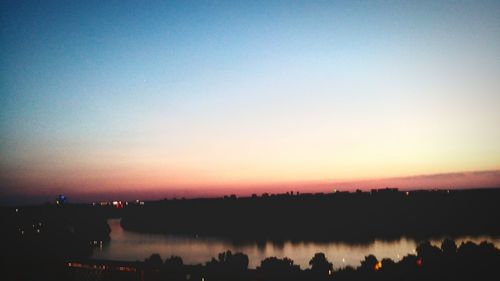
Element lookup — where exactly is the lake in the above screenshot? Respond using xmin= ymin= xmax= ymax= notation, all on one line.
xmin=92 ymin=218 xmax=500 ymax=269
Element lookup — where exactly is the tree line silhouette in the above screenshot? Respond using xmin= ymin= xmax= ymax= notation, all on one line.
xmin=121 ymin=188 xmax=500 ymax=242
xmin=130 ymin=239 xmax=500 ymax=281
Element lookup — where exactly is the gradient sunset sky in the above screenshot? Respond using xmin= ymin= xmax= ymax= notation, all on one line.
xmin=1 ymin=1 xmax=500 ymax=204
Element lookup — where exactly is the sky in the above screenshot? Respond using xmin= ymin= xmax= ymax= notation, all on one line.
xmin=1 ymin=1 xmax=500 ymax=204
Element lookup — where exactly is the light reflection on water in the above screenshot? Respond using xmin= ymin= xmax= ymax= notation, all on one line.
xmin=92 ymin=219 xmax=500 ymax=269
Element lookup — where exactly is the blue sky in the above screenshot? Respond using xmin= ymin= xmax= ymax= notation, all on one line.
xmin=1 ymin=1 xmax=500 ymax=203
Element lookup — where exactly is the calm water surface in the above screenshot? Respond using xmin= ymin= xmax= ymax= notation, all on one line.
xmin=92 ymin=219 xmax=500 ymax=269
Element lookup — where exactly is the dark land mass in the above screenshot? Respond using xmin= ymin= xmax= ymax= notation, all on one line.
xmin=120 ymin=188 xmax=500 ymax=243
xmin=0 ymin=203 xmax=115 ymax=280
xmin=1 ymin=187 xmax=500 ymax=280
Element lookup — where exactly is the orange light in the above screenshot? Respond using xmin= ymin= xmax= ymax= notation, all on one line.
xmin=374 ymin=261 xmax=382 ymax=271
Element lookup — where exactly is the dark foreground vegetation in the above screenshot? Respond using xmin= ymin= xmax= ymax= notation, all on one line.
xmin=2 ymin=188 xmax=500 ymax=280
xmin=0 ymin=204 xmax=114 ymax=280
xmin=121 ymin=188 xmax=500 ymax=242
xmin=67 ymin=239 xmax=500 ymax=280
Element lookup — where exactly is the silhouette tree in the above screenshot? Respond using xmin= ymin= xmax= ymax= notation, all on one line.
xmin=441 ymin=238 xmax=457 ymax=256
xmin=309 ymin=252 xmax=333 ymax=276
xmin=206 ymin=251 xmax=249 ymax=281
xmin=144 ymin=254 xmax=164 ymax=281
xmin=416 ymin=241 xmax=442 ymax=265
xmin=164 ymin=255 xmax=183 ymax=268
xmin=145 ymin=253 xmax=163 ymax=268
xmin=258 ymin=257 xmax=301 ymax=281
xmin=360 ymin=254 xmax=379 ymax=271
xmin=381 ymin=258 xmax=396 ymax=270
xmin=163 ymin=255 xmax=185 ymax=281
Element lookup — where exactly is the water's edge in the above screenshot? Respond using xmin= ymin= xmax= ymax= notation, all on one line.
xmin=91 ymin=219 xmax=500 ymax=269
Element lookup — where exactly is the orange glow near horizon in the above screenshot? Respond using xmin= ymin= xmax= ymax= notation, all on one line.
xmin=4 ymin=167 xmax=500 ymax=203
xmin=1 ymin=1 xmax=500 ymax=204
